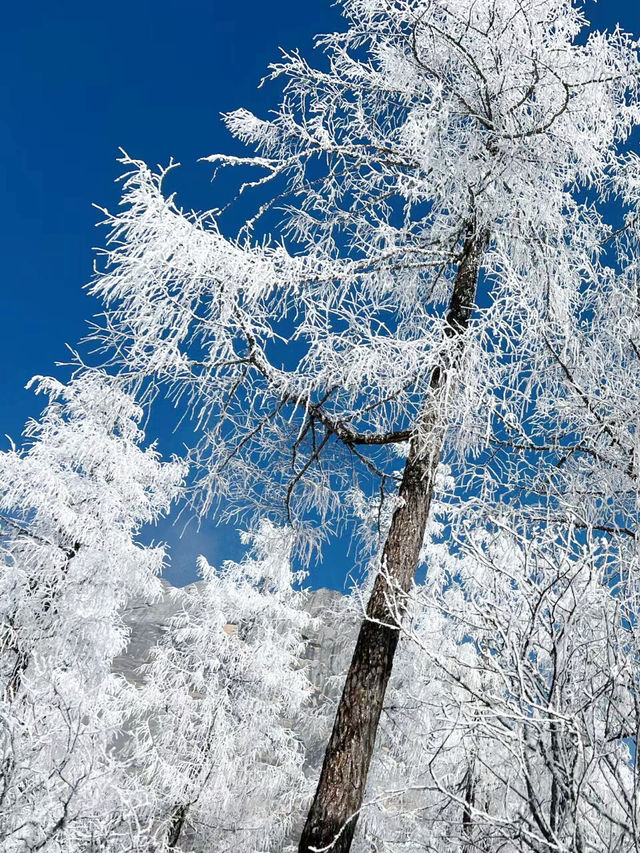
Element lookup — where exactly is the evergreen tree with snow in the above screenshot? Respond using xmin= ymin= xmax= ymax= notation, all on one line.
xmin=137 ymin=521 xmax=312 ymax=852
xmin=0 ymin=371 xmax=184 ymax=852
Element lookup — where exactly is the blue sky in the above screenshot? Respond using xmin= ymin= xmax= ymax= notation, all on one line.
xmin=1 ymin=0 xmax=639 ymax=587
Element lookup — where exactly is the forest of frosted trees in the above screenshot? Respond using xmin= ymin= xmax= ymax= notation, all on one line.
xmin=3 ymin=0 xmax=640 ymax=850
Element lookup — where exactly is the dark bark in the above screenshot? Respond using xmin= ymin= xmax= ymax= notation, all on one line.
xmin=298 ymin=225 xmax=489 ymax=853
xmin=166 ymin=803 xmax=189 ymax=849
xmin=4 ymin=638 xmax=29 ymax=704
xmin=462 ymin=764 xmax=476 ymax=850
xmin=2 ymin=541 xmax=80 ymax=703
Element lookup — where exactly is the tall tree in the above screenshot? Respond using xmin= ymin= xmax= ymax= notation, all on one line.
xmin=89 ymin=0 xmax=640 ymax=849
xmin=0 ymin=372 xmax=184 ymax=851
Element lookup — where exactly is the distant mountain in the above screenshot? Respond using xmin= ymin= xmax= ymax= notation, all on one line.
xmin=114 ymin=580 xmax=355 ymax=696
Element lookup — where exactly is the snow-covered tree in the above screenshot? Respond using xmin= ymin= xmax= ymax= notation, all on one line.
xmin=87 ymin=0 xmax=640 ymax=848
xmin=346 ymin=508 xmax=640 ymax=852
xmin=136 ymin=521 xmax=312 ymax=852
xmin=0 ymin=371 xmax=184 ymax=851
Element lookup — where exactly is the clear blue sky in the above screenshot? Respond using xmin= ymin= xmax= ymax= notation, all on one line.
xmin=1 ymin=0 xmax=638 ymax=587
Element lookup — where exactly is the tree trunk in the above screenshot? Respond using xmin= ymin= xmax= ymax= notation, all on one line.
xmin=298 ymin=224 xmax=489 ymax=853
xmin=167 ymin=803 xmax=189 ymax=849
